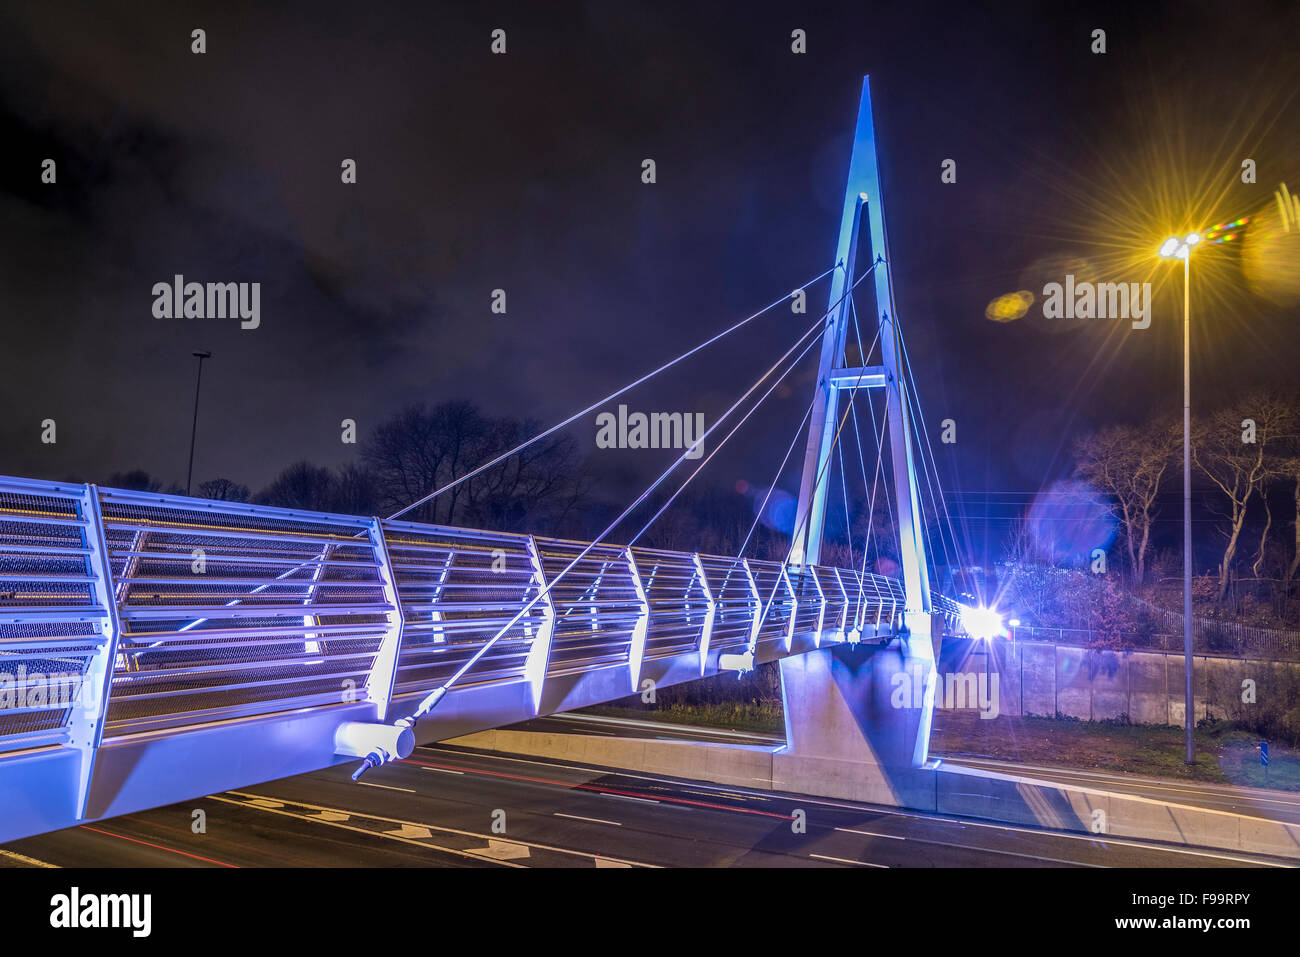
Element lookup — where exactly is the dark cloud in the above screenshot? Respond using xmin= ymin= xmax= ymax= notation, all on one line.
xmin=0 ymin=0 xmax=1296 ymax=560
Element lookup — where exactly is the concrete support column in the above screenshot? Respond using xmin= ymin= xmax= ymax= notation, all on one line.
xmin=775 ymin=634 xmax=937 ymax=810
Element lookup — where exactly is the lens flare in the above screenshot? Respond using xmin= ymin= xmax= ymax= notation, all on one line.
xmin=959 ymin=604 xmax=1005 ymax=640
xmin=984 ymin=289 xmax=1036 ymax=322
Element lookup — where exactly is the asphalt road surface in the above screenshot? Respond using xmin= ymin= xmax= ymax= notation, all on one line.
xmin=2 ymin=739 xmax=1293 ymax=868
xmin=535 ymin=712 xmax=1300 ymax=826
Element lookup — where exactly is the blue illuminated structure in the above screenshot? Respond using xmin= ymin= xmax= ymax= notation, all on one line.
xmin=0 ymin=78 xmax=961 ymax=841
xmin=0 ymin=474 xmax=961 ymax=842
xmin=789 ymin=76 xmax=940 ymax=768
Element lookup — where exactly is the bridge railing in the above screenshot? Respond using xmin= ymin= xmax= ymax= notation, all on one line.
xmin=0 ymin=473 xmax=957 ymax=760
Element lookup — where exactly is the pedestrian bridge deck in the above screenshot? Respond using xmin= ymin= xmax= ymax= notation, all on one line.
xmin=0 ymin=475 xmax=959 ymax=841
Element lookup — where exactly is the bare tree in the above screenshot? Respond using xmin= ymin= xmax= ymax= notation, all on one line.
xmin=1073 ymin=420 xmax=1176 ymax=585
xmin=1278 ymin=456 xmax=1300 ymax=597
xmin=362 ymin=401 xmax=589 ymax=535
xmin=331 ymin=463 xmax=381 ymax=516
xmin=1193 ymin=393 xmax=1298 ymax=603
xmin=256 ymin=461 xmax=337 ymax=511
xmin=198 ymin=477 xmax=250 ymax=502
xmin=106 ymin=470 xmax=164 ymax=492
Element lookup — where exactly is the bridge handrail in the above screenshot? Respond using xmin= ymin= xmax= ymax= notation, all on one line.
xmin=0 ymin=474 xmax=954 ymax=755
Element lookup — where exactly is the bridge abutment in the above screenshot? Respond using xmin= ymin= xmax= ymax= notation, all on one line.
xmin=774 ymin=622 xmax=939 ymax=810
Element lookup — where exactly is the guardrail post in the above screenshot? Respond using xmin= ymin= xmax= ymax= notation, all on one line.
xmin=830 ymin=567 xmax=849 ymax=641
xmin=809 ymin=566 xmax=827 ymax=645
xmin=742 ymin=559 xmax=762 ymax=651
xmin=692 ymin=553 xmax=716 ymax=675
xmin=522 ymin=537 xmax=555 ymax=712
xmin=70 ymin=485 xmax=122 ymax=820
xmin=365 ymin=519 xmax=405 ymax=721
xmin=626 ymin=548 xmax=650 ymax=693
xmin=781 ymin=565 xmax=798 ymax=652
xmin=429 ymin=551 xmax=454 ymax=644
xmin=302 ymin=543 xmax=333 ymax=654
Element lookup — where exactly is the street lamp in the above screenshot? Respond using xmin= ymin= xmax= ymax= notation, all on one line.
xmin=1159 ymin=232 xmax=1200 ymax=765
xmin=186 ymin=350 xmax=212 ymax=496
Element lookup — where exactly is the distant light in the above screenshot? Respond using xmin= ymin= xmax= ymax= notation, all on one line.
xmin=1008 ymin=618 xmax=1021 ymax=628
xmin=1186 ymin=232 xmax=1201 ymax=246
xmin=1159 ymin=237 xmax=1180 ymax=258
xmin=959 ymin=604 xmax=1004 ymax=641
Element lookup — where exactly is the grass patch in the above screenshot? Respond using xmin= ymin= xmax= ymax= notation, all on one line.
xmin=581 ymin=699 xmax=1300 ymax=792
xmin=931 ymin=710 xmax=1300 ymax=790
xmin=580 ymin=701 xmax=785 ymax=735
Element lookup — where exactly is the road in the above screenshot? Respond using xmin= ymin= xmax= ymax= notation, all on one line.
xmin=2 ymin=737 xmax=1292 ymax=868
xmin=538 ymin=712 xmax=1300 ymax=825
xmin=943 ymin=755 xmax=1300 ymax=826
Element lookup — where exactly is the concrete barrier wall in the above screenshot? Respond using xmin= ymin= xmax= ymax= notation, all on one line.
xmin=956 ymin=638 xmax=1300 ymax=725
xmin=447 ymin=728 xmax=1300 ymax=860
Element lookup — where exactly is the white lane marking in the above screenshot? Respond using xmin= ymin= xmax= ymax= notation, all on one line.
xmin=810 ymin=853 xmax=887 ymax=868
xmin=472 ymin=840 xmax=530 ymax=861
xmin=595 ymin=857 xmax=632 ymax=868
xmin=312 ymin=810 xmax=350 ymax=822
xmin=421 ymin=767 xmax=464 ymax=775
xmin=209 ymin=795 xmax=526 ymax=868
xmin=555 ymin=813 xmax=623 ymax=826
xmin=0 ymin=849 xmax=59 ymax=868
xmin=832 ymin=824 xmax=1096 ymax=867
xmin=898 ymin=834 xmax=1103 ymax=867
xmin=224 ymin=790 xmax=656 ymax=868
xmin=385 ymin=824 xmax=433 ymax=839
xmin=600 ymin=792 xmax=659 ymax=805
xmin=836 ymin=827 xmax=906 ymax=841
xmin=425 ymin=747 xmax=1294 ymax=867
xmin=358 ymin=781 xmax=415 ymax=793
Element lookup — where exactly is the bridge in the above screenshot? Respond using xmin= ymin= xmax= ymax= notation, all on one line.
xmin=0 ymin=78 xmax=976 ymax=843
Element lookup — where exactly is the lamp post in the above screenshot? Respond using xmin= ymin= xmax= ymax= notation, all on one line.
xmin=1159 ymin=232 xmax=1200 ymax=765
xmin=186 ymin=350 xmax=212 ymax=496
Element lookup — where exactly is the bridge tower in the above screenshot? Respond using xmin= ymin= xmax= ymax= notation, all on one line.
xmin=790 ymin=75 xmax=931 ymax=620
xmin=781 ymin=77 xmax=940 ymax=791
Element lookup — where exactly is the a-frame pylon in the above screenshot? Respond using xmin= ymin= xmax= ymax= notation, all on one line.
xmin=790 ymin=76 xmax=932 ymax=634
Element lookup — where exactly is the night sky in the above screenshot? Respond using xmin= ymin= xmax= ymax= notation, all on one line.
xmin=2 ymin=1 xmax=1298 ymax=556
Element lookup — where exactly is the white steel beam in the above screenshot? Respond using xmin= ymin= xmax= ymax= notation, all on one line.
xmin=625 ymin=548 xmax=650 ymax=693
xmin=809 ymin=569 xmax=827 ymax=646
xmin=70 ymin=486 xmax=122 ymax=820
xmin=692 ymin=553 xmax=716 ymax=675
xmin=781 ymin=565 xmax=798 ymax=652
xmin=827 ymin=366 xmax=887 ymax=389
xmin=365 ymin=519 xmax=405 ymax=721
xmin=522 ymin=537 xmax=556 ymax=713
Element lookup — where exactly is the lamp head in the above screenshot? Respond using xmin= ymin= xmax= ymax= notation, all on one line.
xmin=1159 ymin=233 xmax=1200 ymax=260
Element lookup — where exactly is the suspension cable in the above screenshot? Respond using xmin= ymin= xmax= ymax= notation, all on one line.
xmin=898 ymin=327 xmax=967 ymax=584
xmin=406 ymin=300 xmax=838 ymax=719
xmin=743 ymin=318 xmax=883 ymax=655
xmin=387 ymin=263 xmax=840 ymax=521
xmin=626 ymin=321 xmax=829 ymax=548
